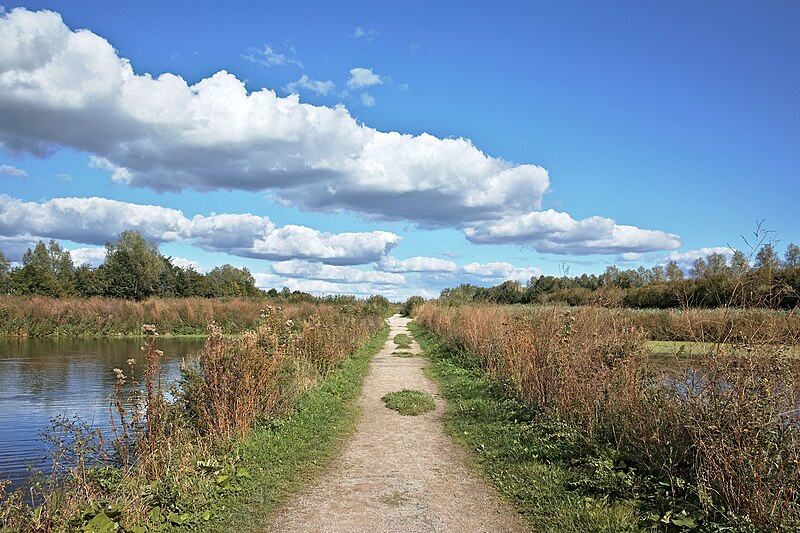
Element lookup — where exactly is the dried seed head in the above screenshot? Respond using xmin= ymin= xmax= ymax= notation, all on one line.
xmin=141 ymin=324 xmax=157 ymax=335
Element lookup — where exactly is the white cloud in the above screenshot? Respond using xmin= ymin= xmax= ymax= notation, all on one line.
xmin=0 ymin=9 xmax=550 ymax=228
xmin=465 ymin=209 xmax=681 ymax=254
xmin=271 ymin=259 xmax=405 ymax=285
xmin=0 ymin=8 xmax=680 ymax=254
xmin=242 ymin=44 xmax=302 ymax=68
xmin=379 ymin=256 xmax=458 ymax=273
xmin=462 ymin=261 xmax=541 ymax=283
xmin=352 ymin=26 xmax=379 ymax=42
xmin=0 ymin=164 xmax=26 ymax=177
xmin=170 ymin=256 xmax=203 ymax=272
xmin=283 ymin=74 xmax=335 ymax=96
xmin=663 ymin=247 xmax=734 ymax=270
xmin=0 ymin=194 xmax=400 ymax=265
xmin=360 ymin=92 xmax=376 ymax=107
xmin=347 ymin=67 xmax=384 ymax=89
xmin=68 ymin=246 xmax=107 ymax=266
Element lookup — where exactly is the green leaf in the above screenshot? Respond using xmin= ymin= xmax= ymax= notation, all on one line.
xmin=82 ymin=512 xmax=119 ymax=533
xmin=167 ymin=512 xmax=185 ymax=525
xmin=235 ymin=466 xmax=250 ymax=478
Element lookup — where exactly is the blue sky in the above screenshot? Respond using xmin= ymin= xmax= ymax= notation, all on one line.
xmin=0 ymin=1 xmax=798 ymax=299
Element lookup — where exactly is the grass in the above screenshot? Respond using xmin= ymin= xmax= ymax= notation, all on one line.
xmin=411 ymin=322 xmax=640 ymax=532
xmin=393 ymin=333 xmax=412 ymax=348
xmin=648 ymin=339 xmax=800 ymax=358
xmin=381 ymin=389 xmax=435 ymax=416
xmin=205 ymin=323 xmax=389 ymax=530
xmin=391 ymin=350 xmax=415 ymax=357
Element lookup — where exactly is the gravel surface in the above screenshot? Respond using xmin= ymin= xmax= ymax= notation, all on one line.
xmin=264 ymin=315 xmax=530 ymax=532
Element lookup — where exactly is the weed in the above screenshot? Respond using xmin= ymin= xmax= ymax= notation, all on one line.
xmin=393 ymin=333 xmax=412 ymax=349
xmin=381 ymin=389 xmax=435 ymax=416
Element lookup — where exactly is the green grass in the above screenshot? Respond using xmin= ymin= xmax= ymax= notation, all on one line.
xmin=410 ymin=322 xmax=640 ymax=532
xmin=208 ymin=323 xmax=389 ymax=531
xmin=391 ymin=350 xmax=415 ymax=357
xmin=648 ymin=339 xmax=800 ymax=358
xmin=393 ymin=333 xmax=412 ymax=348
xmin=381 ymin=389 xmax=435 ymax=416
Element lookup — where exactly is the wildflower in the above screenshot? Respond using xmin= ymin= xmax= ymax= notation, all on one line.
xmin=127 ymin=358 xmax=136 ymax=366
xmin=141 ymin=324 xmax=157 ymax=335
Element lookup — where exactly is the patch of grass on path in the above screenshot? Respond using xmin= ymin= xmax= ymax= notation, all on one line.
xmin=393 ymin=333 xmax=412 ymax=348
xmin=210 ymin=323 xmax=389 ymax=531
xmin=392 ymin=351 xmax=415 ymax=357
xmin=410 ymin=322 xmax=640 ymax=533
xmin=381 ymin=389 xmax=435 ymax=416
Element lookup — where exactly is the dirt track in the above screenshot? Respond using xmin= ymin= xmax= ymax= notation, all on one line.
xmin=264 ymin=315 xmax=529 ymax=532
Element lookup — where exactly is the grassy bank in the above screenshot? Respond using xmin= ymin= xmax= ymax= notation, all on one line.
xmin=0 ymin=297 xmax=360 ymax=337
xmin=0 ymin=306 xmax=386 ymax=532
xmin=415 ymin=304 xmax=800 ymax=530
xmin=413 ymin=323 xmax=640 ymax=532
xmin=211 ymin=323 xmax=388 ymax=530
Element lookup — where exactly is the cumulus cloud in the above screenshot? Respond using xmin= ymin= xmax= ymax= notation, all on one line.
xmin=242 ymin=44 xmax=302 ymax=68
xmin=0 ymin=194 xmax=400 ymax=265
xmin=170 ymin=256 xmax=203 ymax=271
xmin=360 ymin=92 xmax=376 ymax=107
xmin=465 ymin=209 xmax=681 ymax=254
xmin=347 ymin=67 xmax=384 ymax=89
xmin=271 ymin=259 xmax=405 ymax=285
xmin=0 ymin=8 xmax=550 ymax=227
xmin=378 ymin=256 xmax=458 ymax=273
xmin=0 ymin=8 xmax=680 ymax=253
xmin=663 ymin=247 xmax=734 ymax=270
xmin=461 ymin=261 xmax=541 ymax=283
xmin=0 ymin=164 xmax=26 ymax=177
xmin=283 ymin=74 xmax=335 ymax=96
xmin=68 ymin=246 xmax=107 ymax=266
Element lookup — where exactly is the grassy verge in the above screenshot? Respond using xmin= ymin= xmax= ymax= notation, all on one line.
xmin=411 ymin=322 xmax=641 ymax=532
xmin=210 ymin=323 xmax=388 ymax=530
xmin=381 ymin=389 xmax=435 ymax=416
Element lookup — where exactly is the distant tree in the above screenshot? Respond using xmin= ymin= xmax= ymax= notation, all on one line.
xmin=704 ymin=253 xmax=729 ymax=277
xmin=15 ymin=241 xmax=69 ymax=296
xmin=74 ymin=264 xmax=106 ymax=296
xmin=784 ymin=243 xmax=800 ymax=268
xmin=730 ymin=250 xmax=750 ymax=276
xmin=689 ymin=257 xmax=707 ymax=278
xmin=665 ymin=261 xmax=684 ymax=282
xmin=103 ymin=230 xmax=165 ymax=300
xmin=204 ymin=265 xmax=261 ymax=297
xmin=754 ymin=243 xmax=781 ymax=271
xmin=0 ymin=250 xmax=10 ymax=294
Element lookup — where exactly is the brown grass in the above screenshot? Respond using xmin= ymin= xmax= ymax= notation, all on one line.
xmin=416 ymin=303 xmax=800 ymax=527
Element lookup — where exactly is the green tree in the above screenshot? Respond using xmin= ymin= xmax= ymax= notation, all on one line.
xmin=665 ymin=261 xmax=684 ymax=282
xmin=15 ymin=241 xmax=67 ymax=296
xmin=205 ymin=265 xmax=260 ymax=297
xmin=784 ymin=243 xmax=800 ymax=268
xmin=730 ymin=250 xmax=750 ymax=276
xmin=0 ymin=250 xmax=10 ymax=294
xmin=103 ymin=230 xmax=165 ymax=300
xmin=755 ymin=243 xmax=781 ymax=271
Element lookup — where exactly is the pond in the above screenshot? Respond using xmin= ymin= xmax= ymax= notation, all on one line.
xmin=0 ymin=336 xmax=206 ymax=492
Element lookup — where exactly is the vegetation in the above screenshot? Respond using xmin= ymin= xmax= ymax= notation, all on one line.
xmin=415 ymin=324 xmax=640 ymax=531
xmin=415 ymin=303 xmax=800 ymax=530
xmin=438 ymin=240 xmax=800 ymax=310
xmin=400 ymin=295 xmax=425 ymax=317
xmin=381 ymin=389 xmax=435 ymax=416
xmin=0 ymin=231 xmax=318 ymax=301
xmin=392 ymin=333 xmax=412 ymax=349
xmin=0 ymin=303 xmax=386 ymax=532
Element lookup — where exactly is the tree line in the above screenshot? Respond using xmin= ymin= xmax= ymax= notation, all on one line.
xmin=0 ymin=230 xmax=268 ymax=300
xmin=439 ymin=243 xmax=800 ymax=309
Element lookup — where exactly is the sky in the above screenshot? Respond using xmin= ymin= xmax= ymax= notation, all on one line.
xmin=0 ymin=1 xmax=798 ymax=300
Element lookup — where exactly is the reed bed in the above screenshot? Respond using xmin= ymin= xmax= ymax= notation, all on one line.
xmin=0 ymin=304 xmax=384 ymax=531
xmin=416 ymin=303 xmax=800 ymax=529
xmin=0 ymin=296 xmax=331 ymax=337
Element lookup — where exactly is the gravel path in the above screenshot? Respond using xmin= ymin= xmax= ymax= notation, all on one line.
xmin=264 ymin=314 xmax=529 ymax=532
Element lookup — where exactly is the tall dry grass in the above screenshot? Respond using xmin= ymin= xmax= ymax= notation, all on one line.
xmin=0 ymin=296 xmax=270 ymax=337
xmin=417 ymin=303 xmax=800 ymax=528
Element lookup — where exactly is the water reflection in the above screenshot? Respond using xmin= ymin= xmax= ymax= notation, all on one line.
xmin=0 ymin=337 xmax=205 ymax=491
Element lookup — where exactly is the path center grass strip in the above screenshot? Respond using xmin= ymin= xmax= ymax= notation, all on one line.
xmin=210 ymin=323 xmax=389 ymax=531
xmin=410 ymin=322 xmax=640 ymax=533
xmin=381 ymin=389 xmax=435 ymax=416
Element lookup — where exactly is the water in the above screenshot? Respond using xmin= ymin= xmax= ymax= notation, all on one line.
xmin=0 ymin=336 xmax=206 ymax=491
